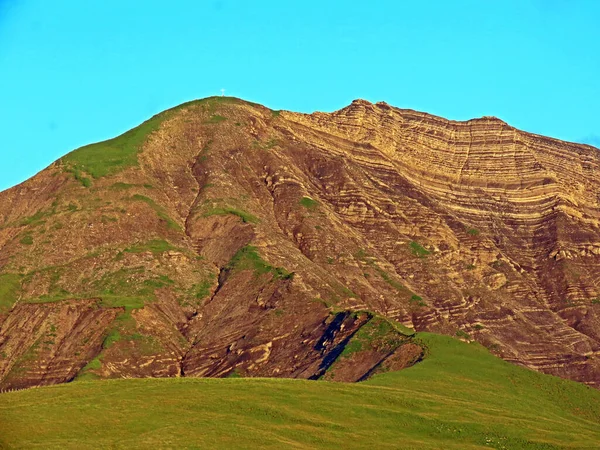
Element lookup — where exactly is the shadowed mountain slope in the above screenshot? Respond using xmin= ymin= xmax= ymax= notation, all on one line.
xmin=1 ymin=96 xmax=599 ymax=390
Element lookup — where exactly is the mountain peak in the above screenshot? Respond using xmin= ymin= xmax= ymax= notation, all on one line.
xmin=350 ymin=98 xmax=373 ymax=106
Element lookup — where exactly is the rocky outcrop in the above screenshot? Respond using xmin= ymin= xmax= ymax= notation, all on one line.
xmin=0 ymin=300 xmax=118 ymax=389
xmin=0 ymin=96 xmax=599 ymax=389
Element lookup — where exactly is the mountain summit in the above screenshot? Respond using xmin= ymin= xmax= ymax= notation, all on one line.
xmin=1 ymin=96 xmax=599 ymax=390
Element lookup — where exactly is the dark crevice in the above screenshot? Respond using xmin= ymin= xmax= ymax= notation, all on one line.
xmin=313 ymin=312 xmax=350 ymax=351
xmin=179 ymin=340 xmax=196 ymax=378
xmin=308 ymin=335 xmax=353 ymax=380
xmin=309 ymin=312 xmax=373 ymax=380
xmin=217 ymin=266 xmax=229 ymax=288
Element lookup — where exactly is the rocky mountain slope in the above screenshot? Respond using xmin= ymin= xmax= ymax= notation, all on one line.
xmin=1 ymin=97 xmax=599 ymax=390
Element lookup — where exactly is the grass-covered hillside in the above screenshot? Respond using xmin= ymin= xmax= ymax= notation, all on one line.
xmin=2 ymin=333 xmax=599 ymax=449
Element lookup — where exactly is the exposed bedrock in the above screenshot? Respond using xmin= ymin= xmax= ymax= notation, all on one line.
xmin=0 ymin=97 xmax=599 ymax=389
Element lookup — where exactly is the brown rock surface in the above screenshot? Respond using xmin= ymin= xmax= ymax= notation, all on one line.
xmin=1 ymin=96 xmax=599 ymax=390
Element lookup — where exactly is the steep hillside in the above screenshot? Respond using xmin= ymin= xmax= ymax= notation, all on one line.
xmin=2 ymin=334 xmax=600 ymax=449
xmin=1 ymin=97 xmax=599 ymax=389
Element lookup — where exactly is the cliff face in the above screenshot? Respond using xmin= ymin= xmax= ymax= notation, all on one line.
xmin=1 ymin=97 xmax=599 ymax=390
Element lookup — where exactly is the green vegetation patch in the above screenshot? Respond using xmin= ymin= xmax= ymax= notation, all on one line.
xmin=203 ymin=114 xmax=227 ymax=124
xmin=180 ymin=274 xmax=216 ymax=308
xmin=455 ymin=329 xmax=471 ymax=340
xmin=20 ymin=266 xmax=74 ymax=304
xmin=409 ymin=241 xmax=430 ymax=258
xmin=110 ymin=182 xmax=154 ymax=191
xmin=201 ymin=207 xmax=259 ymax=224
xmin=354 ymin=248 xmax=368 ymax=260
xmin=101 ymin=215 xmax=118 ymax=224
xmin=466 ymin=228 xmax=480 ymax=236
xmin=65 ymin=166 xmax=92 ymax=187
xmin=299 ymin=196 xmax=319 ymax=210
xmin=130 ymin=194 xmax=182 ymax=231
xmin=109 ymin=182 xmax=136 ymax=191
xmin=19 ymin=210 xmax=49 ymax=227
xmin=90 ymin=267 xmax=175 ymax=311
xmin=227 ymin=369 xmax=242 ymax=378
xmin=410 ymin=294 xmax=427 ymax=307
xmin=19 ymin=234 xmax=34 ymax=245
xmin=102 ymin=330 xmax=122 ymax=349
xmin=19 ymin=246 xmax=183 ymax=309
xmin=143 ymin=276 xmax=174 ymax=290
xmin=226 ymin=246 xmax=294 ymax=281
xmin=192 ymin=280 xmax=212 ymax=300
xmin=1 ymin=206 xmax=58 ymax=231
xmin=354 ymin=250 xmax=409 ymax=295
xmin=99 ymin=296 xmax=146 ymax=311
xmin=252 ymin=137 xmax=279 ymax=150
xmin=374 ymin=267 xmax=405 ymax=292
xmin=124 ymin=239 xmax=175 ymax=255
xmin=76 ymin=354 xmax=104 ymax=381
xmin=336 ymin=284 xmax=357 ymax=298
xmin=393 ymin=322 xmax=416 ymax=337
xmin=0 ymin=273 xmax=22 ymax=313
xmin=98 ymin=310 xmax=164 ymax=356
xmin=340 ymin=316 xmax=406 ymax=358
xmin=82 ymin=356 xmax=101 ymax=372
xmin=101 ymin=311 xmax=141 ymax=347
xmin=60 ymin=112 xmax=168 ymax=179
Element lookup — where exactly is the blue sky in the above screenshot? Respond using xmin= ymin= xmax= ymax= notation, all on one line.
xmin=1 ymin=0 xmax=599 ymax=192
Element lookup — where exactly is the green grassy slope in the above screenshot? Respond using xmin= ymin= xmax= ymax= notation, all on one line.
xmin=59 ymin=96 xmax=243 ymax=182
xmin=1 ymin=333 xmax=599 ymax=449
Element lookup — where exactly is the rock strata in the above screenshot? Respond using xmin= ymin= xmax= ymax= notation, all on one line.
xmin=0 ymin=96 xmax=599 ymax=389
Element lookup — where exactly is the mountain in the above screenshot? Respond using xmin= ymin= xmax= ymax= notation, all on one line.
xmin=1 ymin=96 xmax=599 ymax=390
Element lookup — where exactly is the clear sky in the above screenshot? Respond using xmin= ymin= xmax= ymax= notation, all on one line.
xmin=1 ymin=0 xmax=599 ymax=192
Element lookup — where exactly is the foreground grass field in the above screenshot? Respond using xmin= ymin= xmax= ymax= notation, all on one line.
xmin=2 ymin=334 xmax=600 ymax=449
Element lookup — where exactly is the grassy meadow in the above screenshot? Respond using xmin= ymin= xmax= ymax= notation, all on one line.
xmin=1 ymin=333 xmax=599 ymax=449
